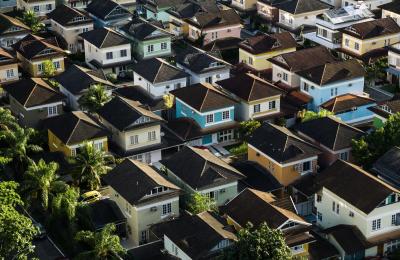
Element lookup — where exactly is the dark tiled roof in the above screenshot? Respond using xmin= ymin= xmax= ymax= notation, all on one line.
xmin=120 ymin=18 xmax=170 ymax=41
xmin=277 ymin=0 xmax=329 ymax=14
xmin=320 ymin=94 xmax=375 ymax=114
xmin=55 ymin=64 xmax=113 ymax=95
xmin=4 ymin=78 xmax=65 ymax=108
xmin=171 ymin=82 xmax=236 ymax=112
xmin=0 ymin=13 xmax=30 ymax=35
xmin=127 ymin=241 xmax=178 ymax=260
xmin=47 ymin=4 xmax=92 ymax=27
xmin=342 ymin=18 xmax=400 ymax=40
xmin=80 ymin=27 xmax=129 ymax=48
xmin=145 ymin=0 xmax=187 ymax=10
xmin=86 ymin=0 xmax=130 ymax=20
xmin=97 ymin=96 xmax=163 ymax=131
xmin=379 ymin=0 xmax=400 ymax=13
xmin=297 ymin=60 xmax=365 ymax=85
xmin=114 ymin=85 xmax=165 ymax=112
xmin=0 ymin=48 xmax=17 ymax=66
xmin=44 ymin=111 xmax=108 ymax=145
xmin=308 ymin=233 xmax=340 ymax=260
xmin=323 ymin=225 xmax=370 ymax=254
xmin=316 ymin=160 xmax=399 ymax=214
xmin=239 ymin=32 xmax=297 ymax=55
xmin=203 ymin=37 xmax=243 ymax=52
xmin=216 ymin=73 xmax=283 ymax=102
xmin=103 ymin=159 xmax=179 ymax=205
xmin=372 ymin=146 xmax=400 ymax=189
xmin=132 ymin=58 xmax=188 ymax=84
xmin=221 ymin=188 xmax=306 ymax=229
xmin=87 ymin=199 xmax=126 ymax=230
xmin=13 ymin=34 xmax=64 ymax=60
xmin=248 ymin=123 xmax=321 ymax=164
xmin=161 ymin=146 xmax=244 ymax=190
xmin=167 ymin=0 xmax=219 ymax=19
xmin=269 ymin=46 xmax=336 ymax=72
xmin=186 ymin=8 xmax=241 ymax=29
xmin=290 ymin=173 xmax=319 ymax=197
xmin=295 ymin=116 xmax=364 ymax=151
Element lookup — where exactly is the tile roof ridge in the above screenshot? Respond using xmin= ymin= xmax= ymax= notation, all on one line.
xmin=152 ymin=59 xmax=164 ymax=84
xmin=23 ymin=81 xmax=37 ymax=107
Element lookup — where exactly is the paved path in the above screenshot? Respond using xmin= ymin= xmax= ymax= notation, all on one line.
xmin=33 ymin=237 xmax=65 ymax=260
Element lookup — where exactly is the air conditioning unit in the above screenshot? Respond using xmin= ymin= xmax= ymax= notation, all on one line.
xmin=150 ymin=206 xmax=157 ymax=212
xmin=277 ymin=73 xmax=282 ymax=78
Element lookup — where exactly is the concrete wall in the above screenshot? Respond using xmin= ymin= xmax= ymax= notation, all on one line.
xmin=133 ymin=71 xmax=187 ymax=98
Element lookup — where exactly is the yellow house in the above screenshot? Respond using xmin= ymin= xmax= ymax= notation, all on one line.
xmin=46 ymin=111 xmax=108 ymax=157
xmin=222 ymin=188 xmax=314 ymax=258
xmin=13 ymin=34 xmax=66 ymax=77
xmin=0 ymin=48 xmax=19 ymax=86
xmin=341 ymin=18 xmax=400 ymax=62
xmin=238 ymin=32 xmax=297 ymax=71
xmin=247 ymin=123 xmax=320 ymax=186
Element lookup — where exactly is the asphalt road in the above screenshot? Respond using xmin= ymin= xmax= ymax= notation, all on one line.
xmin=33 ymin=237 xmax=65 ymax=260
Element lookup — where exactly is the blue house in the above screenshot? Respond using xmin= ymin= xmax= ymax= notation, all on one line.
xmin=320 ymin=94 xmax=376 ymax=125
xmin=86 ymin=0 xmax=132 ymax=29
xmin=297 ymin=60 xmax=365 ymax=111
xmin=142 ymin=0 xmax=186 ymax=22
xmin=168 ymin=83 xmax=238 ymax=146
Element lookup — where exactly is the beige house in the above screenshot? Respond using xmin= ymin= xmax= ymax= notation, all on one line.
xmin=103 ymin=158 xmax=181 ymax=247
xmin=0 ymin=13 xmax=31 ymax=50
xmin=381 ymin=2 xmax=400 ymax=26
xmin=17 ymin=0 xmax=55 ymax=17
xmin=0 ymin=48 xmax=19 ymax=86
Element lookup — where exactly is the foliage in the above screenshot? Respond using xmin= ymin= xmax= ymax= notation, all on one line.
xmin=363 ymin=57 xmax=388 ymax=86
xmin=51 ymin=186 xmax=80 ymax=223
xmin=238 ymin=120 xmax=261 ymax=141
xmin=163 ymin=94 xmax=174 ymax=109
xmin=298 ymin=109 xmax=334 ymax=123
xmin=352 ymin=112 xmax=400 ymax=169
xmin=42 ymin=60 xmax=56 ymax=78
xmin=106 ymin=73 xmax=118 ymax=84
xmin=78 ymin=84 xmax=111 ymax=113
xmin=229 ymin=143 xmax=248 ymax=156
xmin=223 ymin=223 xmax=292 ymax=260
xmin=75 ymin=223 xmax=126 ymax=259
xmin=185 ymin=192 xmax=216 ymax=214
xmin=22 ymin=10 xmax=44 ymax=33
xmin=69 ymin=142 xmax=113 ymax=191
xmin=0 ymin=107 xmax=19 ymax=131
xmin=0 ymin=181 xmax=24 ymax=207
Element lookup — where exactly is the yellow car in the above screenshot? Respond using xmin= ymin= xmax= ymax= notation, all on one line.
xmin=79 ymin=191 xmax=102 ymax=204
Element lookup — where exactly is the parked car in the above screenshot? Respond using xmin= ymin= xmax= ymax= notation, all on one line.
xmin=79 ymin=191 xmax=102 ymax=204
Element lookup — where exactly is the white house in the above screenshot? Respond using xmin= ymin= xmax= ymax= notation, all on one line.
xmin=17 ymin=0 xmax=55 ymax=17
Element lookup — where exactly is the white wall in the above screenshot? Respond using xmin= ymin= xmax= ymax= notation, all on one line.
xmin=84 ymin=40 xmax=131 ymax=67
xmin=133 ymin=71 xmax=187 ymax=98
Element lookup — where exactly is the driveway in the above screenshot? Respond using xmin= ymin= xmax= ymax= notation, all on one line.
xmin=33 ymin=237 xmax=65 ymax=260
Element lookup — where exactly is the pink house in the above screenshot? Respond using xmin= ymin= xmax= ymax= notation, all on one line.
xmin=186 ymin=8 xmax=242 ymax=45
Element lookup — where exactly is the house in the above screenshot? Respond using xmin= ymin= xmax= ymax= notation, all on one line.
xmin=56 ymin=64 xmax=114 ymax=110
xmin=4 ymin=78 xmax=65 ymax=128
xmin=143 ymin=0 xmax=187 ymax=23
xmin=372 ymin=147 xmax=400 ymax=190
xmin=151 ymin=211 xmax=237 ymax=259
xmin=103 ymin=158 xmax=181 ymax=246
xmin=86 ymin=0 xmax=132 ymax=28
xmin=186 ymin=8 xmax=242 ymax=46
xmin=221 ymin=188 xmax=315 ymax=257
xmin=48 ymin=4 xmax=94 ymax=53
xmin=60 ymin=0 xmax=91 ymax=9
xmin=368 ymin=95 xmax=400 ymax=128
xmin=320 ymin=94 xmax=376 ymax=124
xmin=247 ymin=123 xmax=321 ymax=186
xmin=238 ymin=32 xmax=297 ymax=71
xmin=381 ymin=1 xmax=400 ymax=26
xmin=269 ymin=46 xmax=337 ymax=89
xmin=276 ymin=0 xmax=330 ymax=36
xmin=17 ymin=0 xmax=55 ymax=18
xmin=80 ymin=27 xmax=132 ymax=76
xmin=256 ymin=0 xmax=286 ymax=22
xmin=387 ymin=43 xmax=400 ymax=86
xmin=12 ymin=34 xmax=66 ymax=77
xmin=315 ymin=160 xmax=400 ymax=258
xmin=303 ymin=4 xmax=375 ymax=50
xmin=0 ymin=48 xmax=19 ymax=85
xmin=119 ymin=18 xmax=172 ymax=60
xmin=45 ymin=111 xmax=109 ymax=156
xmin=0 ymin=13 xmax=31 ymax=50
xmin=0 ymin=0 xmax=16 ymax=12
xmin=132 ymin=58 xmax=188 ymax=98
xmin=294 ymin=116 xmax=364 ymax=168
xmin=160 ymin=146 xmax=245 ymax=206
xmin=231 ymin=0 xmax=257 ymax=12
xmin=170 ymin=82 xmax=238 ymax=146
xmin=342 ymin=0 xmax=392 ymax=11
xmin=97 ymin=96 xmax=164 ymax=163
xmin=340 ymin=18 xmax=400 ymax=63
xmin=176 ymin=47 xmax=230 ymax=85
xmin=216 ymin=73 xmax=284 ymax=121
xmin=297 ymin=59 xmax=365 ymax=110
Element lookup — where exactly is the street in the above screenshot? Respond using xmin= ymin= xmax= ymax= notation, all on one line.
xmin=33 ymin=237 xmax=65 ymax=260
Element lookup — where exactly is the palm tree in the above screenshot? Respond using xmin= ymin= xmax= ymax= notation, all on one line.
xmin=78 ymin=84 xmax=111 ymax=113
xmin=75 ymin=224 xmax=126 ymax=259
xmin=51 ymin=186 xmax=79 ymax=223
xmin=22 ymin=10 xmax=44 ymax=33
xmin=69 ymin=142 xmax=113 ymax=191
xmin=0 ymin=108 xmax=19 ymax=131
xmin=22 ymin=159 xmax=61 ymax=211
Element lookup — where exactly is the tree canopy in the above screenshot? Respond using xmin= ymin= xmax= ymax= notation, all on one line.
xmin=78 ymin=84 xmax=111 ymax=113
xmin=185 ymin=192 xmax=216 ymax=214
xmin=238 ymin=120 xmax=261 ymax=141
xmin=298 ymin=109 xmax=334 ymax=123
xmin=22 ymin=10 xmax=44 ymax=33
xmin=42 ymin=60 xmax=56 ymax=78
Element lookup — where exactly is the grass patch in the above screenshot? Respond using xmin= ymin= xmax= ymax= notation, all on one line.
xmin=227 ymin=143 xmax=248 ymax=156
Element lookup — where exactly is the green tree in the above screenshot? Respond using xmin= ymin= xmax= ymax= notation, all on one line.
xmin=51 ymin=186 xmax=80 ymax=223
xmin=238 ymin=120 xmax=261 ymax=141
xmin=185 ymin=192 xmax=216 ymax=214
xmin=298 ymin=109 xmax=334 ymax=122
xmin=22 ymin=10 xmax=44 ymax=33
xmin=78 ymin=84 xmax=111 ymax=113
xmin=42 ymin=60 xmax=56 ymax=78
xmin=163 ymin=94 xmax=174 ymax=109
xmin=223 ymin=223 xmax=292 ymax=260
xmin=69 ymin=142 xmax=113 ymax=190
xmin=364 ymin=57 xmax=388 ymax=87
xmin=0 ymin=107 xmax=19 ymax=131
xmin=0 ymin=181 xmax=23 ymax=207
xmin=75 ymin=223 xmax=126 ymax=259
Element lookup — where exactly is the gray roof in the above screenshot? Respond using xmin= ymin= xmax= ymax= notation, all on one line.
xmin=80 ymin=27 xmax=130 ymax=48
xmin=176 ymin=47 xmax=229 ymax=74
xmin=277 ymin=0 xmax=329 ymax=14
xmin=132 ymin=58 xmax=188 ymax=84
xmin=372 ymin=146 xmax=400 ymax=189
xmin=47 ymin=4 xmax=92 ymax=27
xmin=86 ymin=0 xmax=131 ymax=20
xmin=120 ymin=18 xmax=170 ymax=41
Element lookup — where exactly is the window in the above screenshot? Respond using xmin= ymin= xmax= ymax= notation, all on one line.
xmin=71 ymin=148 xmax=77 ymax=156
xmin=349 ymin=211 xmax=354 ymax=217
xmin=317 ymin=194 xmax=322 ymax=202
xmin=254 ymin=104 xmax=261 ymax=113
xmin=372 ymin=219 xmax=381 ymax=231
xmin=303 ymin=82 xmax=309 ymax=92
xmin=162 ymin=203 xmax=172 ymax=215
xmin=282 ymin=72 xmax=288 ymax=82
xmin=6 ymin=69 xmax=14 ymax=78
xmin=302 ymin=161 xmax=311 ymax=172
xmin=317 ymin=212 xmax=322 ymax=221
xmin=46 ymin=3 xmax=52 ymax=10
xmin=94 ymin=142 xmax=103 ymax=151
xmin=174 ymin=83 xmax=181 ymax=89
xmin=339 ymin=151 xmax=349 ymax=161
xmin=148 ymin=131 xmax=156 ymax=141
xmin=191 ymin=29 xmax=196 ymax=37
xmin=38 ymin=63 xmax=43 ymax=72
xmin=161 ymin=42 xmax=167 ymax=50
xmin=82 ymin=27 xmax=89 ymax=32
xmin=248 ymin=57 xmax=253 ymax=65
xmin=206 ymin=114 xmax=214 ymax=124
xmin=330 ymin=87 xmax=338 ymax=96
xmin=345 ymin=38 xmax=349 ymax=47
xmin=205 ymin=76 xmax=212 ymax=83
xmin=106 ymin=52 xmax=113 ymax=60
xmin=222 ymin=110 xmax=230 ymax=120
xmin=33 ymin=5 xmax=39 ymax=12
xmin=392 ymin=213 xmax=400 ymax=226
xmin=354 ymin=42 xmax=360 ymax=50
xmin=53 ymin=61 xmax=60 ymax=69
xmin=130 ymin=135 xmax=139 ymax=145
xmin=211 ymin=32 xmax=218 ymax=39
xmin=120 ymin=49 xmax=127 ymax=57
xmin=140 ymin=230 xmax=147 ymax=243
xmin=269 ymin=100 xmax=276 ymax=110
xmin=281 ymin=14 xmax=285 ymax=21
xmin=48 ymin=106 xmax=58 ymax=116
xmin=147 ymin=45 xmax=154 ymax=53
xmin=332 ymin=201 xmax=335 ymax=212
xmin=336 ymin=203 xmax=340 ymax=214
xmin=6 ymin=40 xmax=14 ymax=47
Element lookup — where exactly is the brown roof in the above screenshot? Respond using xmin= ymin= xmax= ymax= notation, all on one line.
xmin=297 ymin=59 xmax=365 ymax=86
xmin=186 ymin=8 xmax=241 ymax=29
xmin=239 ymin=32 xmax=297 ymax=55
xmin=320 ymin=94 xmax=375 ymax=113
xmin=269 ymin=46 xmax=336 ymax=72
xmin=13 ymin=34 xmax=65 ymax=60
xmin=216 ymin=73 xmax=283 ymax=102
xmin=342 ymin=18 xmax=400 ymax=40
xmin=0 ymin=47 xmax=17 ymax=66
xmin=0 ymin=13 xmax=30 ymax=35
